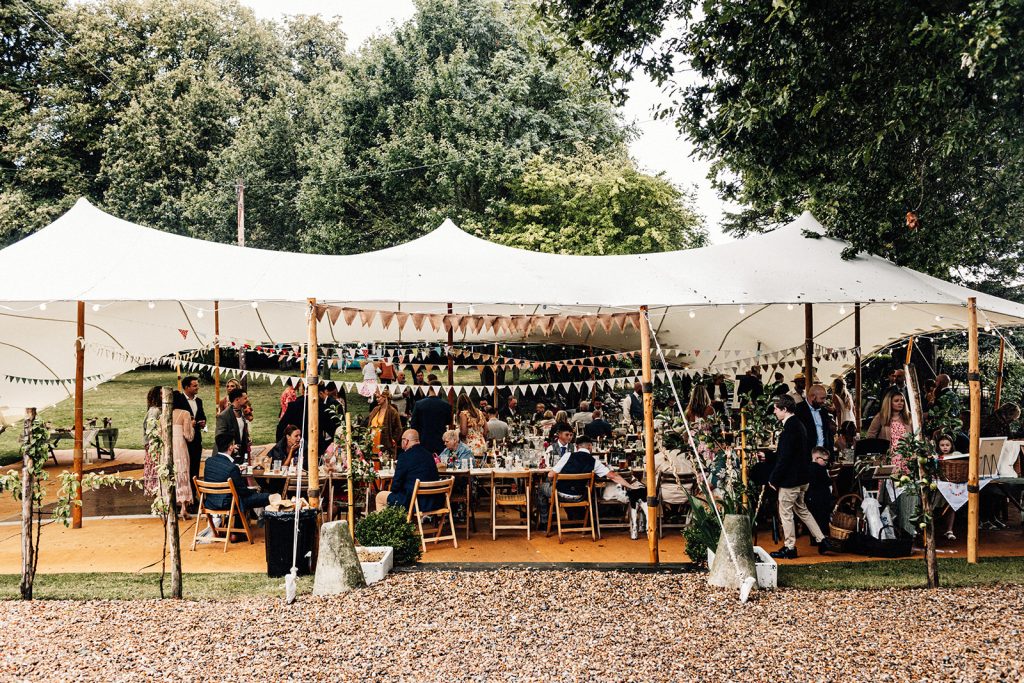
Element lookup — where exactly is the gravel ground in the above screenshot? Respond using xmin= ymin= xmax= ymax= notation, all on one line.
xmin=2 ymin=570 xmax=1023 ymax=682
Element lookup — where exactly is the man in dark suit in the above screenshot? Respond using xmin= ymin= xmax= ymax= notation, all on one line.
xmin=410 ymin=383 xmax=451 ymax=455
xmin=203 ymin=433 xmax=271 ymax=513
xmin=794 ymin=383 xmax=835 ymax=459
xmin=584 ymin=409 xmax=614 ymax=440
xmin=277 ymin=382 xmax=337 ymax=454
xmin=374 ymin=429 xmax=440 ymax=512
xmin=216 ymin=387 xmax=251 ymax=464
xmin=177 ymin=376 xmax=206 ymax=509
xmin=769 ymin=394 xmax=835 ymax=559
xmin=628 ymin=381 xmax=644 ymax=422
xmin=736 ymin=368 xmax=764 ymax=406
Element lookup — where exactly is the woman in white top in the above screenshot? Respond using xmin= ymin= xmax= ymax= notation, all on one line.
xmin=358 ymin=359 xmax=379 ymax=398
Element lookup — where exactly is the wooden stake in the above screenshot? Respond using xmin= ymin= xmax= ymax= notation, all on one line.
xmin=346 ymin=413 xmax=355 ymax=538
xmin=214 ymin=301 xmax=221 ymax=408
xmin=854 ymin=304 xmax=862 ymax=428
xmin=160 ymin=387 xmax=182 ymax=598
xmin=72 ymin=301 xmax=84 ymax=529
xmin=967 ymin=298 xmax=981 ymax=564
xmin=20 ymin=407 xmax=36 ymax=600
xmin=307 ymin=298 xmax=320 ymax=510
xmin=804 ymin=304 xmax=814 ymax=390
xmin=995 ymin=337 xmax=1006 ymax=410
xmin=639 ymin=306 xmax=658 ymax=565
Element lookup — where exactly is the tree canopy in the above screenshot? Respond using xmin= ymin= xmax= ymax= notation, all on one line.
xmin=1 ymin=0 xmax=706 ymax=255
xmin=541 ymin=0 xmax=1024 ymax=293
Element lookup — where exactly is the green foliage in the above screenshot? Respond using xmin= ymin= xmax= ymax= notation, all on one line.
xmin=355 ymin=506 xmax=422 ymax=566
xmin=681 ymin=494 xmax=718 ymax=567
xmin=541 ymin=0 xmax=1024 ymax=295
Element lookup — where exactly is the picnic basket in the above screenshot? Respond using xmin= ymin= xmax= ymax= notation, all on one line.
xmin=939 ymin=459 xmax=968 ymax=483
xmin=829 ymin=493 xmax=862 ymax=541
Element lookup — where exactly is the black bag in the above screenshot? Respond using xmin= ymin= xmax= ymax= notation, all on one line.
xmin=843 ymin=531 xmax=913 ymax=558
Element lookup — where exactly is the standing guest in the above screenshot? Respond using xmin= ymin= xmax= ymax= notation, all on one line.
xmin=499 ymin=396 xmax=519 ymax=422
xmin=204 ymin=434 xmax=270 ymax=515
xmin=923 ymin=378 xmax=938 ymax=412
xmin=570 ymin=401 xmax=594 ymax=427
xmin=374 ymin=429 xmax=440 ymax=512
xmin=177 ymin=375 xmax=206 ymax=509
xmin=392 ymin=372 xmax=411 ymax=425
xmin=485 ymin=406 xmax=509 ymax=441
xmin=279 ymin=381 xmax=298 ymax=418
xmin=142 ymin=386 xmax=162 ymax=495
xmin=935 ymin=434 xmax=960 ymax=540
xmin=788 ymin=373 xmax=806 ymax=404
xmin=771 ymin=372 xmax=789 ymax=397
xmin=685 ymin=386 xmax=715 ymax=422
xmin=457 ymin=394 xmax=487 ymax=459
xmin=888 ymin=368 xmax=909 ymax=401
xmin=737 ymin=368 xmax=764 ymax=406
xmin=378 ymin=356 xmax=396 ymax=384
xmin=324 ymin=382 xmax=346 ymax=417
xmin=928 ymin=374 xmax=962 ymax=436
xmin=982 ymin=402 xmax=1022 ymax=438
xmin=831 ymin=377 xmax=857 ymax=437
xmin=276 ymin=382 xmax=336 ymax=454
xmin=805 ymin=447 xmax=834 ymax=539
xmin=537 ymin=434 xmax=639 ymax=526
xmin=216 ymin=388 xmax=251 ymax=463
xmin=627 ymin=381 xmax=644 ymax=422
xmin=414 ymin=369 xmax=426 ymax=386
xmin=217 ymin=379 xmax=242 ymax=413
xmin=410 ymin=382 xmax=452 ymax=456
xmin=530 ymin=402 xmax=547 ymax=425
xmin=171 ymin=393 xmax=195 ymax=519
xmin=439 ymin=429 xmax=474 ymax=468
xmin=795 ymin=384 xmax=835 ymax=459
xmin=769 ymin=394 xmax=835 ymax=559
xmin=866 ymin=389 xmax=913 ymax=452
xmin=368 ymin=390 xmax=403 ymax=457
xmin=584 ymin=409 xmax=614 ymax=440
xmin=358 ymin=359 xmax=379 ymax=399
xmin=710 ymin=374 xmax=731 ymax=416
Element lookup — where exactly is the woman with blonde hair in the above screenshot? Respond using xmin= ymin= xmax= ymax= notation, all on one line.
xmin=831 ymin=377 xmax=856 ymax=434
xmin=685 ymin=386 xmax=714 ymax=423
xmin=367 ymin=389 xmax=403 ymax=457
xmin=456 ymin=394 xmax=487 ymax=458
xmin=867 ymin=389 xmax=913 ymax=451
xmin=171 ymin=393 xmax=195 ymax=519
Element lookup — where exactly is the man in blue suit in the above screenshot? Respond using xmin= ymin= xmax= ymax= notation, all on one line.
xmin=203 ymin=433 xmax=271 ymax=513
xmin=374 ymin=429 xmax=441 ymax=513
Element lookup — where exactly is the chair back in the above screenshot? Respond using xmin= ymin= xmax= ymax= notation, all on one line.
xmin=411 ymin=477 xmax=455 ymax=496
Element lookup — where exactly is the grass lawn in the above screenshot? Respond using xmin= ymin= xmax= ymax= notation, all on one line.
xmin=778 ymin=556 xmax=1024 ymax=590
xmin=0 ymin=572 xmax=315 ymax=600
xmin=0 ymin=367 xmax=493 ymax=464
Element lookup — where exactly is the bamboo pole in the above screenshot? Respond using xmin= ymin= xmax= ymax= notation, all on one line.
xmin=804 ymin=304 xmax=814 ymax=392
xmin=214 ymin=301 xmax=221 ymax=408
xmin=740 ymin=408 xmax=748 ymax=509
xmin=175 ymin=353 xmax=182 ymax=391
xmin=854 ymin=304 xmax=862 ymax=428
xmin=307 ymin=298 xmax=320 ymax=510
xmin=160 ymin=387 xmax=182 ymax=598
xmin=639 ymin=306 xmax=658 ymax=565
xmin=446 ymin=303 xmax=455 ymax=408
xmin=20 ymin=407 xmax=36 ymax=600
xmin=967 ymin=298 xmax=981 ymax=564
xmin=995 ymin=337 xmax=1006 ymax=410
xmin=72 ymin=301 xmax=84 ymax=529
xmin=905 ymin=336 xmax=914 ymax=366
xmin=346 ymin=413 xmax=355 ymax=538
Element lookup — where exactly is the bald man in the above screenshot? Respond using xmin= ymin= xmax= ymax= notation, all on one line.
xmin=375 ymin=429 xmax=441 ymax=512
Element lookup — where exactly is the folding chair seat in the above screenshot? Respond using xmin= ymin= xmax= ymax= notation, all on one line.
xmin=545 ymin=472 xmax=596 ymax=543
xmin=192 ymin=476 xmax=254 ymax=553
xmin=489 ymin=471 xmax=532 ymax=540
xmin=406 ymin=478 xmax=458 ymax=552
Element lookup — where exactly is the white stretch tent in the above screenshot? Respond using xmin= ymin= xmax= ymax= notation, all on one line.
xmin=0 ymin=197 xmax=1023 ymax=418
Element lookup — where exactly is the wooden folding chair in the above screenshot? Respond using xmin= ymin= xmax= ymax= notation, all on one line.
xmin=490 ymin=471 xmax=532 ymax=540
xmin=192 ymin=477 xmax=254 ymax=553
xmin=546 ymin=472 xmax=596 ymax=543
xmin=448 ymin=471 xmax=475 ymax=539
xmin=657 ymin=471 xmax=695 ymax=539
xmin=406 ymin=478 xmax=458 ymax=552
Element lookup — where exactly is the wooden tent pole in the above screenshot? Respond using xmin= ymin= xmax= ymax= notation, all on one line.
xmin=307 ymin=298 xmax=320 ymax=510
xmin=639 ymin=306 xmax=658 ymax=565
xmin=346 ymin=413 xmax=355 ymax=538
xmin=20 ymin=407 xmax=36 ymax=599
xmin=854 ymin=304 xmax=862 ymax=427
xmin=72 ymin=301 xmax=84 ymax=529
xmin=905 ymin=336 xmax=914 ymax=365
xmin=492 ymin=342 xmax=498 ymax=407
xmin=176 ymin=353 xmax=182 ymax=391
xmin=967 ymin=298 xmax=981 ymax=564
xmin=446 ymin=303 xmax=455 ymax=408
xmin=740 ymin=408 xmax=748 ymax=509
xmin=214 ymin=302 xmax=221 ymax=408
xmin=804 ymin=304 xmax=814 ymax=390
xmin=995 ymin=337 xmax=1006 ymax=410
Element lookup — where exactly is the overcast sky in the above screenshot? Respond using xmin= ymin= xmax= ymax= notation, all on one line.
xmin=238 ymin=0 xmax=731 ymax=242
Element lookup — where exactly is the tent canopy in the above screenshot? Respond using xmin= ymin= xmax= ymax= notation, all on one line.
xmin=0 ymin=197 xmax=1021 ymax=417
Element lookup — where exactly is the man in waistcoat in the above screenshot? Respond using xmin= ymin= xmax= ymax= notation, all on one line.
xmin=537 ymin=434 xmax=638 ymax=525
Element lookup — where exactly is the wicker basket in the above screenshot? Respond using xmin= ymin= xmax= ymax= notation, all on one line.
xmin=829 ymin=493 xmax=862 ymax=541
xmin=940 ymin=459 xmax=968 ymax=483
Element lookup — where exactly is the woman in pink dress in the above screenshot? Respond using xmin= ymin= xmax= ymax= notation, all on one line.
xmin=866 ymin=390 xmax=913 ymax=451
xmin=171 ymin=400 xmax=195 ymax=519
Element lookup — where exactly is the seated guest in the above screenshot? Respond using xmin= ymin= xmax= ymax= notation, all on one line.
xmin=804 ymin=447 xmax=834 ymax=540
xmin=537 ymin=410 xmax=556 ymax=432
xmin=545 ymin=423 xmax=575 ymax=464
xmin=981 ymin=402 xmax=1022 ymax=438
xmin=374 ymin=429 xmax=440 ymax=512
xmin=439 ymin=429 xmax=474 ymax=468
xmin=498 ymin=396 xmax=519 ymax=422
xmin=570 ymin=401 xmax=594 ymax=426
xmin=216 ymin=387 xmax=251 ymax=463
xmin=485 ymin=407 xmax=509 ymax=441
xmin=530 ymin=402 xmax=547 ymax=425
xmin=537 ymin=434 xmax=639 ymax=525
xmin=268 ymin=424 xmax=302 ymax=469
xmin=203 ymin=433 xmax=271 ymax=514
xmin=547 ymin=410 xmax=570 ymax=442
xmin=584 ymin=409 xmax=614 ymax=440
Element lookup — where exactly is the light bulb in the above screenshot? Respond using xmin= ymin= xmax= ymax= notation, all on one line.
xmin=251 ymin=301 xmax=259 ymax=309
xmin=92 ymin=304 xmax=100 ymax=312
xmin=518 ymin=304 xmax=524 ymax=310
xmin=839 ymin=305 xmax=846 ymax=315
xmin=891 ymin=303 xmax=898 ymax=311
xmin=38 ymin=303 xmax=46 ymax=311
xmin=787 ymin=303 xmax=794 ymax=311
xmin=984 ymin=323 xmax=992 ymax=332
xmin=738 ymin=305 xmax=746 ymax=315
xmin=197 ymin=309 xmax=205 ymax=319
xmin=468 ymin=305 xmax=475 ymax=314
xmin=148 ymin=301 xmax=155 ymax=309
xmin=688 ymin=310 xmax=696 ymax=319
xmin=934 ymin=315 xmax=942 ymax=322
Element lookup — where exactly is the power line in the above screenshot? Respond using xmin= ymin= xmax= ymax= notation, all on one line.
xmin=15 ymin=0 xmax=116 ymax=85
